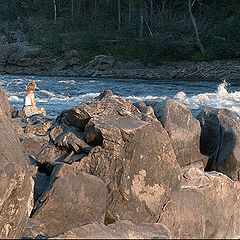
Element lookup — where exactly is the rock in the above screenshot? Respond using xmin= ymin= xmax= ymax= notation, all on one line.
xmin=197 ymin=107 xmax=240 ymax=180
xmin=0 ymin=42 xmax=40 ymax=65
xmin=82 ymin=114 xmax=181 ymax=224
xmin=19 ymin=133 xmax=49 ymax=159
xmin=85 ymin=55 xmax=115 ymax=71
xmin=0 ymin=33 xmax=8 ymax=44
xmin=50 ymin=155 xmax=90 ymax=178
xmin=22 ymin=219 xmax=46 ymax=239
xmin=32 ymin=172 xmax=108 ymax=237
xmin=67 ymin=90 xmax=142 ymax=130
xmin=24 ymin=115 xmax=52 ymax=135
xmin=36 ymin=144 xmax=68 ymax=165
xmin=52 ymin=220 xmax=171 ymax=239
xmin=33 ymin=171 xmax=51 ymax=200
xmin=134 ymin=101 xmax=157 ymax=122
xmin=53 ymin=126 xmax=93 ymax=153
xmin=149 ymin=99 xmax=206 ymax=168
xmin=0 ymin=87 xmax=34 ymax=238
xmin=159 ymin=169 xmax=240 ymax=239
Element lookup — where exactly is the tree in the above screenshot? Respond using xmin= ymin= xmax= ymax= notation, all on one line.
xmin=188 ymin=0 xmax=205 ymax=55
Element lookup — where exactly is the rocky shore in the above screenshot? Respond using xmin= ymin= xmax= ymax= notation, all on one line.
xmin=1 ymin=30 xmax=240 ymax=80
xmin=1 ymin=85 xmax=240 ymax=239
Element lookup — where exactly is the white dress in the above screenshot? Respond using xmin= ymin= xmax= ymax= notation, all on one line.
xmin=23 ymin=94 xmax=46 ymax=117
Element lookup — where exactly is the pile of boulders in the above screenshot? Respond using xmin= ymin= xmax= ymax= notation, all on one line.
xmin=1 ymin=87 xmax=240 ymax=239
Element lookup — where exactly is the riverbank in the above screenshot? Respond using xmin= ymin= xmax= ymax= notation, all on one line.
xmin=101 ymin=59 xmax=240 ymax=81
xmin=1 ymin=53 xmax=240 ymax=81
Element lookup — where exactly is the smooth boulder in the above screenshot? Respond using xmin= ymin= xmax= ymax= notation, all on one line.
xmin=149 ymin=99 xmax=207 ymax=168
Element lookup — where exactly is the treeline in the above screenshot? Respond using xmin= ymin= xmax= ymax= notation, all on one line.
xmin=1 ymin=0 xmax=240 ymax=64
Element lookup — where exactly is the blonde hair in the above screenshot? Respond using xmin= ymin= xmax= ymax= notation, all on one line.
xmin=27 ymin=82 xmax=36 ymax=91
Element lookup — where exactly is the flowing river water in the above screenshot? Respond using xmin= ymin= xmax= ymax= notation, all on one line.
xmin=1 ymin=74 xmax=240 ymax=119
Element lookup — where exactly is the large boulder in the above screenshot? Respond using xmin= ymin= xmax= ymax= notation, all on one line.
xmin=82 ymin=114 xmax=181 ymax=224
xmin=52 ymin=220 xmax=171 ymax=239
xmin=148 ymin=99 xmax=207 ymax=168
xmin=197 ymin=107 xmax=240 ymax=180
xmin=49 ymin=92 xmax=181 ymax=225
xmin=0 ymin=87 xmax=34 ymax=238
xmin=67 ymin=90 xmax=143 ymax=130
xmin=31 ymin=172 xmax=108 ymax=237
xmin=159 ymin=168 xmax=240 ymax=239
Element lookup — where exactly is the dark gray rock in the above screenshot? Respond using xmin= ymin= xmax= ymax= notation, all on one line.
xmin=197 ymin=107 xmax=240 ymax=180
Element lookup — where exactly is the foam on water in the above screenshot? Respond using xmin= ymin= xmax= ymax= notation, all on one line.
xmin=175 ymin=80 xmax=240 ymax=117
xmin=125 ymin=95 xmax=167 ymax=102
xmin=58 ymin=80 xmax=76 ymax=84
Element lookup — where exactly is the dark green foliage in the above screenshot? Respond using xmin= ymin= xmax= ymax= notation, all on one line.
xmin=1 ymin=0 xmax=240 ymax=64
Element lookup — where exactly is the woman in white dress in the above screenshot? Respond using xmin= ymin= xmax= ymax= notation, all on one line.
xmin=22 ymin=82 xmax=46 ymax=117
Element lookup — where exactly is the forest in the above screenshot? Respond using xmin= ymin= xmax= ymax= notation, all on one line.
xmin=0 ymin=0 xmax=240 ymax=65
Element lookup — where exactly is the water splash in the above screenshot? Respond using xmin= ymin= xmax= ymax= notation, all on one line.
xmin=175 ymin=80 xmax=240 ymax=117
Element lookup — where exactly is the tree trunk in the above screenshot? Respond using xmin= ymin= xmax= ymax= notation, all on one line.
xmin=118 ymin=0 xmax=121 ymax=32
xmin=128 ymin=0 xmax=132 ymax=24
xmin=95 ymin=0 xmax=97 ymax=16
xmin=150 ymin=0 xmax=153 ymax=21
xmin=53 ymin=0 xmax=57 ymax=23
xmin=71 ymin=0 xmax=74 ymax=22
xmin=139 ymin=0 xmax=144 ymax=38
xmin=188 ymin=0 xmax=206 ymax=55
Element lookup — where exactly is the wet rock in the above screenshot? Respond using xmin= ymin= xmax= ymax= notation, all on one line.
xmin=32 ymin=172 xmax=107 ymax=237
xmin=197 ymin=107 xmax=240 ymax=180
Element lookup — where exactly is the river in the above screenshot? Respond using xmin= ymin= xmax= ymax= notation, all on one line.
xmin=1 ymin=74 xmax=240 ymax=119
